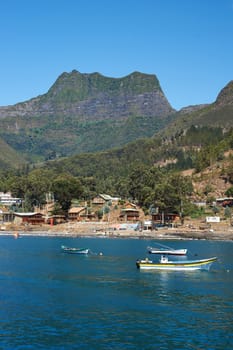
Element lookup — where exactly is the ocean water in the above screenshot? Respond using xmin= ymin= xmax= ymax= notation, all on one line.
xmin=0 ymin=235 xmax=232 ymax=350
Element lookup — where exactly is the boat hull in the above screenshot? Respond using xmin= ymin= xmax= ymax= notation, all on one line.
xmin=136 ymin=257 xmax=217 ymax=271
xmin=148 ymin=248 xmax=187 ymax=255
xmin=61 ymin=246 xmax=89 ymax=254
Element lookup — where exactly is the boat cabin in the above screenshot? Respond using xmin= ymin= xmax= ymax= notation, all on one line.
xmin=160 ymin=255 xmax=169 ymax=263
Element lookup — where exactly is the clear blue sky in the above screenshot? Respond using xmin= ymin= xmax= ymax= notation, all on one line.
xmin=0 ymin=0 xmax=232 ymax=110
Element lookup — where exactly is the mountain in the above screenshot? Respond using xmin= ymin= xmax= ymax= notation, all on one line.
xmin=1 ymin=71 xmax=232 ymax=173
xmin=0 ymin=70 xmax=175 ymax=163
xmin=215 ymin=80 xmax=233 ymax=106
xmin=0 ymin=137 xmax=27 ymax=169
xmin=160 ymin=80 xmax=233 ymax=140
xmin=42 ymin=80 xmax=233 ymax=184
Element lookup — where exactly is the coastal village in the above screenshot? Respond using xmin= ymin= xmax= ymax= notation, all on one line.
xmin=1 ymin=191 xmax=233 ymax=240
xmin=0 ymin=191 xmax=170 ymax=230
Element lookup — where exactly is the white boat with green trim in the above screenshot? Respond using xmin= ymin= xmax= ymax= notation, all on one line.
xmin=61 ymin=245 xmax=89 ymax=254
xmin=136 ymin=255 xmax=217 ymax=271
xmin=147 ymin=243 xmax=187 ymax=255
xmin=147 ymin=247 xmax=187 ymax=255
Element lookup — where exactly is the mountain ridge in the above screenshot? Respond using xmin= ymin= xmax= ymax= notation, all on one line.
xmin=0 ymin=71 xmax=232 ymax=171
xmin=0 ymin=71 xmax=171 ymax=118
xmin=0 ymin=70 xmax=175 ymax=162
xmin=158 ymin=80 xmax=233 ymax=140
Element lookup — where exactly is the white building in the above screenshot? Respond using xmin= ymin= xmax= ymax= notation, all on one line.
xmin=0 ymin=192 xmax=21 ymax=207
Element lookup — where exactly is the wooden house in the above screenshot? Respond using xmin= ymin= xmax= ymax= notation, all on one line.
xmin=92 ymin=194 xmax=120 ymax=206
xmin=216 ymin=197 xmax=233 ymax=207
xmin=68 ymin=207 xmax=96 ymax=221
xmin=119 ymin=203 xmax=140 ymax=222
xmin=152 ymin=213 xmax=179 ymax=226
xmin=46 ymin=215 xmax=66 ymax=225
xmin=92 ymin=196 xmax=106 ymax=206
xmin=14 ymin=212 xmax=45 ymax=225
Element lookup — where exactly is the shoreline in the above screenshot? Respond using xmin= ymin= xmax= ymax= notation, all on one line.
xmin=1 ymin=222 xmax=233 ymax=241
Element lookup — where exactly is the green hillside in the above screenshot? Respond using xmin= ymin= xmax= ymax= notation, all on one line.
xmin=160 ymin=81 xmax=233 ymax=140
xmin=0 ymin=74 xmax=232 ymax=174
xmin=0 ymin=137 xmax=27 ymax=169
xmin=1 ymin=76 xmax=233 ymax=216
xmin=44 ymin=126 xmax=229 ymax=181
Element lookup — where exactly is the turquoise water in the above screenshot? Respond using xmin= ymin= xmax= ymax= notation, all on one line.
xmin=0 ymin=236 xmax=232 ymax=349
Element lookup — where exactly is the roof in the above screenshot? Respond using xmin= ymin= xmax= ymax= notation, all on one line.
xmin=124 ymin=202 xmax=137 ymax=209
xmin=121 ymin=208 xmax=139 ymax=212
xmin=99 ymin=194 xmax=121 ymax=201
xmin=216 ymin=197 xmax=233 ymax=201
xmin=68 ymin=207 xmax=86 ymax=214
xmin=14 ymin=212 xmax=43 ymax=217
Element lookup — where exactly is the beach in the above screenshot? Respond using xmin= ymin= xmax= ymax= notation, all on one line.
xmin=1 ymin=220 xmax=233 ymax=240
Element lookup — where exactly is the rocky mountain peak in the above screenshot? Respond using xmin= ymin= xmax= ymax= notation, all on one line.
xmin=215 ymin=80 xmax=233 ymax=106
xmin=46 ymin=70 xmax=163 ymax=103
xmin=0 ymin=70 xmax=174 ymax=119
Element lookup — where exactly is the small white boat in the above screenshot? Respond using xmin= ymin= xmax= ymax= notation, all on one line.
xmin=61 ymin=245 xmax=89 ymax=254
xmin=136 ymin=255 xmax=217 ymax=271
xmin=147 ymin=246 xmax=187 ymax=255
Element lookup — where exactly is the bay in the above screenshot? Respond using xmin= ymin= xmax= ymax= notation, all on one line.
xmin=0 ymin=236 xmax=232 ymax=349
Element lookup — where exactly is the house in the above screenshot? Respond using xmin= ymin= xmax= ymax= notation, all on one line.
xmin=46 ymin=215 xmax=66 ymax=225
xmin=14 ymin=212 xmax=45 ymax=225
xmin=143 ymin=220 xmax=153 ymax=230
xmin=68 ymin=207 xmax=96 ymax=221
xmin=0 ymin=192 xmax=21 ymax=207
xmin=152 ymin=213 xmax=179 ymax=226
xmin=92 ymin=194 xmax=120 ymax=206
xmin=216 ymin=197 xmax=233 ymax=207
xmin=68 ymin=207 xmax=86 ymax=221
xmin=92 ymin=196 xmax=106 ymax=206
xmin=0 ymin=208 xmax=14 ymax=222
xmin=119 ymin=203 xmax=140 ymax=222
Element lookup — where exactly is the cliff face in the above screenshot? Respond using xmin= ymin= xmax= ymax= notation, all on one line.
xmin=0 ymin=71 xmax=175 ymax=161
xmin=215 ymin=80 xmax=233 ymax=106
xmin=0 ymin=70 xmax=174 ymax=120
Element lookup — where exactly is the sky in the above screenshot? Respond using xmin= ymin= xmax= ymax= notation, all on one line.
xmin=0 ymin=0 xmax=233 ymax=110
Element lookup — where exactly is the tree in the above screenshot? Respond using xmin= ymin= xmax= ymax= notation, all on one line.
xmin=26 ymin=169 xmax=56 ymax=208
xmin=128 ymin=165 xmax=149 ymax=204
xmin=225 ymin=186 xmax=233 ymax=197
xmin=51 ymin=174 xmax=83 ymax=215
xmin=224 ymin=206 xmax=232 ymax=219
xmin=152 ymin=173 xmax=193 ymax=215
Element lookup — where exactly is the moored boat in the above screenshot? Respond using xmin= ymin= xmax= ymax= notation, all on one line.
xmin=147 ymin=246 xmax=187 ymax=255
xmin=136 ymin=255 xmax=217 ymax=271
xmin=61 ymin=245 xmax=89 ymax=254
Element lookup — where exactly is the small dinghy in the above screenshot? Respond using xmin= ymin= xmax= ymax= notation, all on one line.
xmin=147 ymin=242 xmax=187 ymax=255
xmin=147 ymin=247 xmax=187 ymax=255
xmin=61 ymin=245 xmax=90 ymax=254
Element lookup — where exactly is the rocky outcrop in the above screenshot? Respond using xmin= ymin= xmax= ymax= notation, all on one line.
xmin=215 ymin=80 xmax=233 ymax=106
xmin=0 ymin=71 xmax=174 ymax=120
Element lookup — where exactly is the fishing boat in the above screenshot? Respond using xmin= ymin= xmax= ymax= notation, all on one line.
xmin=136 ymin=255 xmax=217 ymax=271
xmin=147 ymin=246 xmax=187 ymax=255
xmin=147 ymin=242 xmax=187 ymax=255
xmin=61 ymin=245 xmax=89 ymax=254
